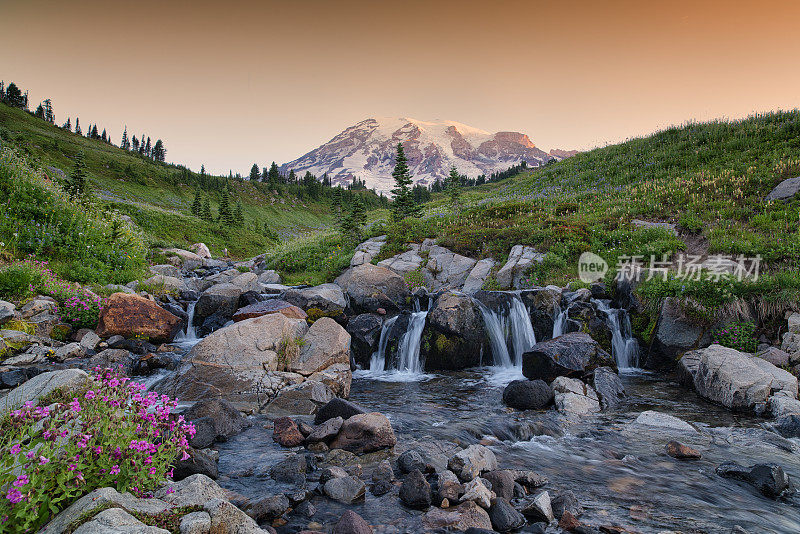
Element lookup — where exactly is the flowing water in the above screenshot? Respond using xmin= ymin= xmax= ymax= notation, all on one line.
xmin=173 ymin=300 xmax=201 ymax=349
xmin=596 ymin=299 xmax=640 ymax=370
xmin=552 ymin=303 xmax=568 ymax=338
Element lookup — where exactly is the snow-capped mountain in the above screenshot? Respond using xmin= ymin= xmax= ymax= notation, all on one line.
xmin=279 ymin=117 xmax=575 ymax=191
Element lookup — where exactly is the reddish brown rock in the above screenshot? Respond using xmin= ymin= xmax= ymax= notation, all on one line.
xmin=559 ymin=510 xmax=581 ymax=531
xmin=96 ymin=293 xmax=181 ymax=343
xmin=329 ymin=412 xmax=397 ymax=454
xmin=273 ymin=417 xmax=304 ymax=447
xmin=233 ymin=300 xmax=307 ymax=322
xmin=665 ymin=440 xmax=701 ymax=460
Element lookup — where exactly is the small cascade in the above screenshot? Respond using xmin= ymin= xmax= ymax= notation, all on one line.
xmin=595 ymin=300 xmax=639 ymax=370
xmin=476 ymin=295 xmax=537 ymax=369
xmin=395 ymin=310 xmax=428 ymax=373
xmin=552 ymin=303 xmax=568 ymax=338
xmin=174 ymin=301 xmax=200 ymax=347
xmin=368 ymin=315 xmax=399 ymax=371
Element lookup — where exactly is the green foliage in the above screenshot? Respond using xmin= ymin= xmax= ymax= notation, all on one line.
xmin=65 ymin=151 xmax=88 ymax=197
xmin=0 ymin=262 xmax=45 ymax=299
xmin=0 ymin=368 xmax=194 ymax=533
xmin=391 ymin=143 xmax=422 ymax=221
xmin=264 ymin=233 xmax=355 ymax=286
xmin=373 ymin=218 xmax=436 ymax=263
xmin=403 ymin=268 xmax=426 ymax=291
xmin=445 ymin=165 xmax=461 ymax=211
xmin=678 ymin=210 xmax=704 ymax=233
xmin=57 ymin=292 xmax=102 ymax=330
xmin=713 ymin=321 xmax=758 ymax=353
xmin=306 ymin=307 xmax=342 ymax=325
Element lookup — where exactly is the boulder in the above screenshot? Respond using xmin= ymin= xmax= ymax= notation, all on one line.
xmin=460 ymin=477 xmax=495 ymax=509
xmin=308 ymin=363 xmax=352 ymax=398
xmin=520 ymin=286 xmax=563 ymax=342
xmin=204 ymin=498 xmax=270 ymax=534
xmin=649 ymin=297 xmax=711 ymax=368
xmin=315 ymin=398 xmax=366 ymax=425
xmin=398 ymin=450 xmax=428 ymax=474
xmin=155 ymin=474 xmax=229 ymax=507
xmin=773 ymin=414 xmax=800 ymax=438
xmin=765 ymin=176 xmax=800 ymax=202
xmin=592 ymin=366 xmax=626 ymax=409
xmin=269 ymin=454 xmax=307 ymax=486
xmin=265 ymin=380 xmax=333 ymax=417
xmin=502 ymin=379 xmax=553 ymax=410
xmin=273 ymin=417 xmax=305 ymax=447
xmin=399 ymin=469 xmax=431 ymax=509
xmin=346 ymin=313 xmax=383 ymax=366
xmin=0 ymin=300 xmax=16 ymax=325
xmin=289 ymin=317 xmax=351 ymax=376
xmin=462 ymin=258 xmax=496 ymax=294
xmin=156 ymin=314 xmax=308 ymax=408
xmin=179 ymin=511 xmax=212 ymax=534
xmin=258 ymin=270 xmax=281 ymax=285
xmin=420 ymin=244 xmax=477 ymax=291
xmin=1 ymin=369 xmax=89 ymax=417
xmin=194 ymin=283 xmax=242 ymax=323
xmin=522 ymin=333 xmax=613 ymax=382
xmin=768 ymin=393 xmax=800 ymax=418
xmin=332 ymin=510 xmax=373 ymax=534
xmin=757 ymin=347 xmax=791 ymax=368
xmin=141 ymin=274 xmax=185 ymax=293
xmin=190 ymin=242 xmax=212 ymax=259
xmin=79 ymin=330 xmax=101 ymax=352
xmin=173 ymin=448 xmax=219 ymax=481
xmin=307 ymin=416 xmax=343 ymax=443
xmin=551 ymin=490 xmax=584 ymax=519
xmin=350 ymin=236 xmax=386 ymax=267
xmin=96 ymin=293 xmax=182 ymax=343
xmin=495 ymin=245 xmax=544 ymax=289
xmin=424 ymin=291 xmax=485 ymax=370
xmin=284 ymin=283 xmax=347 ymax=314
xmin=552 ymin=376 xmax=601 ymax=415
xmin=371 ymin=460 xmax=395 ymax=496
xmin=633 ymin=410 xmax=697 ymax=433
xmin=329 ymin=412 xmax=397 ymax=454
xmin=482 ymin=470 xmax=517 ymax=501
xmin=233 ymin=300 xmax=307 ymax=322
xmin=247 ymin=494 xmax=290 ymax=522
xmin=230 ymin=272 xmax=260 ymax=293
xmin=335 ymin=263 xmax=411 ymax=313
xmin=519 ymin=491 xmax=554 ymax=523
xmin=181 ymin=398 xmax=251 ymax=445
xmin=324 ymin=475 xmax=366 ymax=504
xmin=448 ymin=445 xmax=498 ymax=482
xmin=488 ymin=498 xmax=526 ymax=532
xmin=716 ymin=462 xmax=791 ymax=499
xmin=692 ymin=344 xmax=796 ymax=411
xmin=72 ymin=507 xmax=170 ymax=534
xmin=422 ymin=501 xmax=492 ymax=531
xmin=165 ymin=248 xmax=203 ymax=271
xmin=665 ymin=440 xmax=702 ymax=459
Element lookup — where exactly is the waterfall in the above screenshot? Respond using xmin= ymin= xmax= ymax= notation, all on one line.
xmin=595 ymin=300 xmax=639 ymax=370
xmin=174 ymin=301 xmax=200 ymax=347
xmin=369 ymin=315 xmax=398 ymax=371
xmin=395 ymin=311 xmax=428 ymax=373
xmin=477 ymin=295 xmax=536 ymax=369
xmin=552 ymin=303 xmax=568 ymax=338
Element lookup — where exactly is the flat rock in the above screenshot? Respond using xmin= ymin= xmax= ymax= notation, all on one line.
xmin=96 ymin=293 xmax=182 ymax=343
xmin=633 ymin=410 xmax=697 ymax=433
xmin=522 ymin=333 xmax=613 ymax=382
xmin=233 ymin=300 xmax=307 ymax=322
xmin=329 ymin=412 xmax=397 ymax=454
xmin=1 ymin=369 xmax=89 ymax=417
xmin=324 ymin=475 xmax=366 ymax=504
xmin=73 ymin=507 xmax=170 ymax=534
xmin=422 ymin=501 xmax=492 ymax=531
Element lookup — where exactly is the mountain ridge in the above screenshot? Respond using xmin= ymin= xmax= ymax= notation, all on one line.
xmin=280 ymin=117 xmax=576 ymax=191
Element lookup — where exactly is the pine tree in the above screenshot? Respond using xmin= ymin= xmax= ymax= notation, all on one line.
xmin=267 ymin=162 xmax=280 ymax=187
xmin=43 ymin=99 xmax=54 ymax=123
xmin=152 ymin=139 xmax=165 ymax=162
xmin=67 ymin=151 xmax=88 ymax=197
xmin=332 ymin=187 xmax=344 ymax=226
xmin=35 ymin=104 xmax=45 ymax=119
xmin=121 ymin=126 xmax=130 ymax=150
xmin=63 ymin=117 xmax=71 ymax=131
xmin=249 ymin=163 xmax=260 ymax=181
xmin=234 ymin=200 xmax=244 ymax=226
xmin=4 ymin=83 xmax=25 ymax=108
xmin=191 ymin=189 xmax=202 ymax=216
xmin=132 ymin=135 xmax=139 ymax=152
xmin=201 ymin=197 xmax=212 ymax=221
xmin=101 ymin=129 xmax=107 ymax=142
xmin=200 ymin=164 xmax=205 ymax=176
xmin=218 ymin=187 xmax=234 ymax=225
xmin=445 ymin=165 xmax=461 ymax=211
xmin=390 ymin=143 xmax=418 ymax=221
xmin=145 ymin=137 xmax=151 ymax=157
xmin=75 ymin=118 xmax=82 ymax=135
xmin=90 ymin=124 xmax=99 ymax=139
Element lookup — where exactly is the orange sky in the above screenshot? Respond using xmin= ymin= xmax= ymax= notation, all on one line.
xmin=3 ymin=0 xmax=799 ymax=175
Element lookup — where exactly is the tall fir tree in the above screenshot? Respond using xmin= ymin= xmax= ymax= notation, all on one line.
xmin=121 ymin=126 xmax=130 ymax=150
xmin=201 ymin=197 xmax=212 ymax=221
xmin=445 ymin=165 xmax=461 ymax=211
xmin=67 ymin=151 xmax=88 ymax=197
xmin=43 ymin=99 xmax=54 ymax=123
xmin=218 ymin=187 xmax=234 ymax=225
xmin=152 ymin=139 xmax=166 ymax=162
xmin=267 ymin=162 xmax=280 ymax=187
xmin=132 ymin=135 xmax=139 ymax=152
xmin=191 ymin=189 xmax=202 ymax=216
xmin=390 ymin=143 xmax=419 ymax=221
xmin=75 ymin=118 xmax=81 ymax=135
xmin=234 ymin=200 xmax=244 ymax=226
xmin=63 ymin=117 xmax=71 ymax=131
xmin=249 ymin=163 xmax=260 ymax=181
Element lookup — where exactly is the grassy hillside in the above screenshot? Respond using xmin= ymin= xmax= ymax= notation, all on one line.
xmin=0 ymin=102 xmax=333 ymax=259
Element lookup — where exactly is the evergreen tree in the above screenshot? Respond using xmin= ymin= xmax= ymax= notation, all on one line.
xmin=218 ymin=187 xmax=234 ymax=225
xmin=3 ymin=83 xmax=25 ymax=108
xmin=101 ymin=128 xmax=107 ymax=142
xmin=332 ymin=187 xmax=344 ymax=226
xmin=43 ymin=99 xmax=54 ymax=123
xmin=75 ymin=118 xmax=82 ymax=135
xmin=445 ymin=165 xmax=461 ymax=211
xmin=191 ymin=189 xmax=202 ymax=216
xmin=144 ymin=137 xmax=151 ymax=157
xmin=121 ymin=126 xmax=130 ymax=150
xmin=63 ymin=117 xmax=71 ymax=131
xmin=390 ymin=143 xmax=419 ymax=221
xmin=34 ymin=104 xmax=45 ymax=119
xmin=201 ymin=197 xmax=212 ymax=221
xmin=267 ymin=162 xmax=281 ymax=187
xmin=132 ymin=135 xmax=139 ymax=152
xmin=90 ymin=124 xmax=99 ymax=139
xmin=249 ymin=163 xmax=260 ymax=181
xmin=152 ymin=139 xmax=166 ymax=162
xmin=139 ymin=134 xmax=146 ymax=154
xmin=67 ymin=151 xmax=88 ymax=197
xmin=234 ymin=200 xmax=244 ymax=226
xmin=200 ymin=164 xmax=206 ymax=176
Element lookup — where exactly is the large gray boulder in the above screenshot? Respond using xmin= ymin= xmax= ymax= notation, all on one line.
xmin=1 ymin=369 xmax=90 ymax=417
xmin=156 ymin=314 xmax=308 ymax=408
xmin=552 ymin=376 xmax=601 ymax=415
xmin=520 ymin=286 xmax=563 ymax=341
xmin=329 ymin=412 xmax=397 ymax=454
xmin=495 ymin=245 xmax=544 ymax=289
xmin=72 ymin=508 xmax=170 ymax=534
xmin=288 ymin=317 xmax=351 ymax=376
xmin=690 ymin=344 xmax=797 ymax=411
xmin=283 ymin=283 xmax=347 ymax=315
xmin=462 ymin=258 xmax=496 ymax=294
xmin=423 ymin=291 xmax=484 ymax=370
xmin=346 ymin=313 xmax=383 ymax=366
xmin=649 ymin=297 xmax=711 ymax=368
xmin=522 ymin=333 xmax=614 ymax=382
xmin=421 ymin=243 xmax=477 ymax=291
xmin=765 ymin=176 xmax=800 ymax=202
xmin=230 ymin=272 xmax=261 ymax=293
xmin=378 ymin=247 xmax=425 ymax=276
xmin=350 ymin=235 xmax=386 ymax=266
xmin=194 ymin=283 xmax=242 ymax=323
xmin=335 ymin=263 xmax=411 ymax=313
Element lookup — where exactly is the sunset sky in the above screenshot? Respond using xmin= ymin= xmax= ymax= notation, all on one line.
xmin=3 ymin=0 xmax=799 ymax=175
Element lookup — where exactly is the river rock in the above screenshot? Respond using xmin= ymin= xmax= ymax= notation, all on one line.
xmin=324 ymin=475 xmax=366 ymax=504
xmin=332 ymin=510 xmax=372 ymax=534
xmin=649 ymin=297 xmax=711 ymax=368
xmin=420 ymin=244 xmax=478 ymax=291
xmin=233 ymin=300 xmax=307 ymax=322
xmin=489 ymin=497 xmax=526 ymax=532
xmin=270 ymin=453 xmax=307 ymax=486
xmin=72 ymin=507 xmax=170 ymax=534
xmin=151 ymin=264 xmax=182 ymax=278
xmin=502 ymin=379 xmax=553 ymax=410
xmin=248 ymin=494 xmax=290 ymax=521
xmin=461 ymin=478 xmax=495 ymax=509
xmin=315 ymin=398 xmax=366 ymax=424
xmin=551 ymin=490 xmax=584 ymax=519
xmin=448 ymin=444 xmax=498 ymax=482
xmin=716 ymin=462 xmax=791 ymax=499
xmin=692 ymin=344 xmax=797 ymax=411
xmin=592 ymin=366 xmax=626 ymax=409
xmin=772 ymin=414 xmax=800 ymax=438
xmin=398 ymin=449 xmax=428 ymax=474
xmin=204 ymin=498 xmax=270 ymax=534
xmin=757 ymin=347 xmax=792 ymax=368
xmin=482 ymin=470 xmax=516 ymax=501
xmin=283 ymin=283 xmax=346 ymax=315
xmin=265 ymin=380 xmax=333 ymax=417
xmin=665 ymin=440 xmax=701 ymax=459
xmin=522 ymin=333 xmax=613 ymax=382
xmin=350 ymin=236 xmax=386 ymax=267
xmin=194 ymin=283 xmax=242 ymax=323
xmin=182 ymin=398 xmax=251 ymax=441
xmin=552 ymin=376 xmax=601 ymax=414
xmin=378 ymin=247 xmax=425 ymax=277
xmin=166 ymin=248 xmax=203 ymax=271
xmin=520 ymin=286 xmax=563 ymax=342
xmin=0 ymin=369 xmax=89 ymax=416
xmin=0 ymin=300 xmax=16 ymax=325
xmin=423 ymin=501 xmax=492 ymax=531
xmin=142 ymin=274 xmax=186 ymax=294
xmin=399 ymin=469 xmax=431 ymax=509
xmin=346 ymin=313 xmax=383 ymax=366
xmin=273 ymin=417 xmax=305 ymax=447
xmin=424 ymin=290 xmax=485 ymax=370
xmin=289 ymin=317 xmax=351 ymax=376
xmin=96 ymin=293 xmax=182 ymax=343
xmin=519 ymin=490 xmax=554 ymax=523
xmin=156 ymin=314 xmax=308 ymax=407
xmin=179 ymin=511 xmax=212 ymax=534
xmin=173 ymin=447 xmax=219 ymax=480
xmin=496 ymin=245 xmax=544 ymax=289
xmin=156 ymin=474 xmax=229 ymax=507
xmin=768 ymin=393 xmax=800 ymax=418
xmin=329 ymin=412 xmax=397 ymax=454
xmin=371 ymin=459 xmax=395 ymax=496
xmin=308 ymin=363 xmax=352 ymax=398
xmin=765 ymin=176 xmax=800 ymax=201
xmin=307 ymin=416 xmax=343 ymax=443
xmin=230 ymin=272 xmax=260 ymax=293
xmin=462 ymin=258 xmax=496 ymax=294
xmin=633 ymin=410 xmax=697 ymax=433
xmin=335 ymin=263 xmax=411 ymax=313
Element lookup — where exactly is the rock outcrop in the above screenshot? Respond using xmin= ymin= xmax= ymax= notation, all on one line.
xmin=96 ymin=293 xmax=182 ymax=343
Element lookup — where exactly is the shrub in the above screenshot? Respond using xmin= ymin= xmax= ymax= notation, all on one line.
xmin=0 ymin=262 xmax=45 ymax=299
xmin=403 ymin=269 xmax=426 ymax=292
xmin=0 ymin=367 xmax=195 ymax=533
xmin=58 ymin=292 xmax=103 ymax=330
xmin=713 ymin=321 xmax=758 ymax=353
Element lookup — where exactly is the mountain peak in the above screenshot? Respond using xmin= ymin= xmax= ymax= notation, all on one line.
xmin=280 ymin=117 xmax=573 ymax=191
